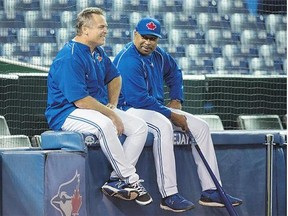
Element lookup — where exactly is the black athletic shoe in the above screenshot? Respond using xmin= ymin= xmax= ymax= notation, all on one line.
xmin=101 ymin=179 xmax=139 ymax=201
xmin=130 ymin=180 xmax=153 ymax=205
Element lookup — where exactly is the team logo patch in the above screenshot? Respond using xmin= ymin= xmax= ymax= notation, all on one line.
xmin=146 ymin=21 xmax=157 ymax=30
xmin=50 ymin=170 xmax=82 ymax=216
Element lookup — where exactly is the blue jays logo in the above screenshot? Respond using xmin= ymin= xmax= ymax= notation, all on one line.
xmin=146 ymin=21 xmax=157 ymax=30
xmin=50 ymin=170 xmax=82 ymax=216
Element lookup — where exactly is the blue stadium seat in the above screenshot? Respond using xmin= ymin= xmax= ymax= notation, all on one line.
xmin=115 ymin=0 xmax=148 ymax=12
xmin=0 ymin=11 xmax=25 ymax=28
xmin=56 ymin=28 xmax=74 ymax=47
xmin=248 ymin=57 xmax=282 ymax=75
xmin=217 ymin=0 xmax=248 ymax=15
xmin=185 ymin=44 xmax=221 ymax=60
xmin=213 ymin=57 xmax=249 ymax=75
xmin=106 ymin=12 xmax=130 ymax=29
xmin=50 ymin=0 xmax=77 ymax=11
xmin=169 ymin=29 xmax=205 ymax=45
xmin=222 ymin=44 xmax=247 ymax=61
xmin=60 ymin=11 xmax=76 ymax=28
xmin=2 ymin=43 xmax=16 ymax=57
xmin=15 ymin=0 xmax=40 ymax=11
xmin=105 ymin=28 xmax=131 ymax=44
xmin=230 ymin=13 xmax=257 ymax=34
xmin=182 ymin=0 xmax=217 ymax=15
xmin=197 ymin=13 xmax=230 ymax=32
xmin=112 ymin=43 xmax=125 ymax=56
xmin=275 ymin=30 xmax=287 ymax=56
xmin=258 ymin=44 xmax=284 ymax=62
xmin=265 ymin=14 xmax=287 ymax=36
xmin=24 ymin=10 xmax=61 ymax=28
xmin=0 ymin=28 xmax=18 ymax=43
xmin=178 ymin=57 xmax=213 ymax=75
xmin=40 ymin=43 xmax=58 ymax=58
xmin=240 ymin=29 xmax=269 ymax=49
xmin=165 ymin=45 xmax=186 ymax=58
xmin=205 ymin=29 xmax=235 ymax=47
xmin=13 ymin=44 xmax=41 ymax=57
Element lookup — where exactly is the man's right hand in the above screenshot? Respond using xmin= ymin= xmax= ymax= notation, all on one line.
xmin=170 ymin=112 xmax=189 ymax=132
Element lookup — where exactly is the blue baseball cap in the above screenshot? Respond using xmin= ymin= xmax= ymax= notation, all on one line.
xmin=135 ymin=17 xmax=162 ymax=38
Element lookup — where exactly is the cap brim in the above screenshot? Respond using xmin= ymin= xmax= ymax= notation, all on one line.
xmin=138 ymin=31 xmax=162 ymax=38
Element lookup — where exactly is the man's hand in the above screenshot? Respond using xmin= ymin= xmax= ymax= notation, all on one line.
xmin=167 ymin=99 xmax=182 ymax=110
xmin=109 ymin=112 xmax=124 ymax=136
xmin=170 ymin=111 xmax=188 ymax=132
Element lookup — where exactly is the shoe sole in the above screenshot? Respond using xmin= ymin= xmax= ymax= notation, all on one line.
xmin=135 ymin=197 xmax=153 ymax=206
xmin=160 ymin=204 xmax=195 ymax=213
xmin=198 ymin=200 xmax=242 ymax=207
xmin=102 ymin=186 xmax=139 ymax=201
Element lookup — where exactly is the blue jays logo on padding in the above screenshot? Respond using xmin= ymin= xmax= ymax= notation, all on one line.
xmin=50 ymin=170 xmax=82 ymax=216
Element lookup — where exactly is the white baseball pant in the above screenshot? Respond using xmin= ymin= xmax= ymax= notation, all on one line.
xmin=126 ymin=108 xmax=222 ymax=198
xmin=61 ymin=108 xmax=148 ymax=184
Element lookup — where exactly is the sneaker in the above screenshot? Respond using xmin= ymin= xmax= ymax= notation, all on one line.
xmin=199 ymin=189 xmax=243 ymax=207
xmin=160 ymin=193 xmax=195 ymax=213
xmin=101 ymin=179 xmax=139 ymax=200
xmin=130 ymin=180 xmax=153 ymax=205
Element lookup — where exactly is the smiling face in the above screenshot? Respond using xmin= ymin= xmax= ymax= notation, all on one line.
xmin=82 ymin=14 xmax=108 ymax=48
xmin=74 ymin=8 xmax=108 ymax=51
xmin=133 ymin=31 xmax=159 ymax=55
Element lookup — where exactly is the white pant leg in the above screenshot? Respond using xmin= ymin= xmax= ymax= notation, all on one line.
xmin=61 ymin=108 xmax=141 ymax=184
xmin=110 ymin=108 xmax=148 ymax=179
xmin=126 ymin=108 xmax=178 ymax=198
xmin=171 ymin=109 xmax=222 ymax=191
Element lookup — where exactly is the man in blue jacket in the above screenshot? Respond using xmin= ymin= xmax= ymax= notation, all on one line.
xmin=114 ymin=17 xmax=242 ymax=213
xmin=45 ymin=7 xmax=152 ymax=206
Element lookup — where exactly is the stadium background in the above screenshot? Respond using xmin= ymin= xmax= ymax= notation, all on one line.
xmin=0 ymin=0 xmax=287 ymax=139
xmin=0 ymin=0 xmax=287 ymax=216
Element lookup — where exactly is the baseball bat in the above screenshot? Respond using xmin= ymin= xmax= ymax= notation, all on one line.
xmin=187 ymin=130 xmax=239 ymax=216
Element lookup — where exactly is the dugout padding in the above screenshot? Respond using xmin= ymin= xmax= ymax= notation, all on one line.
xmin=1 ymin=130 xmax=287 ymax=216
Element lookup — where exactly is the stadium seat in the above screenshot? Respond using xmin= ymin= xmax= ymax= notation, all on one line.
xmin=15 ymin=0 xmax=41 ymax=11
xmin=222 ymin=44 xmax=246 ymax=61
xmin=178 ymin=57 xmax=213 ymax=75
xmin=169 ymin=29 xmax=205 ymax=45
xmin=40 ymin=43 xmax=58 ymax=58
xmin=258 ymin=44 xmax=285 ymax=62
xmin=0 ymin=135 xmax=32 ymax=148
xmin=195 ymin=114 xmax=224 ymax=130
xmin=240 ymin=29 xmax=269 ymax=49
xmin=197 ymin=13 xmax=230 ymax=32
xmin=230 ymin=13 xmax=256 ymax=34
xmin=56 ymin=28 xmax=74 ymax=47
xmin=217 ymin=0 xmax=248 ymax=15
xmin=182 ymin=0 xmax=217 ymax=15
xmin=248 ymin=57 xmax=282 ymax=75
xmin=205 ymin=29 xmax=235 ymax=48
xmin=213 ymin=57 xmax=249 ymax=75
xmin=129 ymin=11 xmax=142 ymax=28
xmin=265 ymin=14 xmax=287 ymax=36
xmin=106 ymin=11 xmax=130 ymax=29
xmin=53 ymin=0 xmax=77 ymax=11
xmin=185 ymin=44 xmax=221 ymax=60
xmin=275 ymin=30 xmax=287 ymax=55
xmin=2 ymin=43 xmax=16 ymax=56
xmin=237 ymin=115 xmax=284 ymax=130
xmin=60 ymin=10 xmax=76 ymax=28
xmin=0 ymin=115 xmax=11 ymax=135
xmin=0 ymin=11 xmax=25 ymax=28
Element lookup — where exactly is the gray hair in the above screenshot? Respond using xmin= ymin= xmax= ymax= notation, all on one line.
xmin=75 ymin=7 xmax=105 ymax=35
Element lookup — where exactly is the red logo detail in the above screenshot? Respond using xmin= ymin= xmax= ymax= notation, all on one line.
xmin=71 ymin=188 xmax=82 ymax=215
xmin=146 ymin=22 xmax=157 ymax=30
xmin=97 ymin=56 xmax=102 ymax=62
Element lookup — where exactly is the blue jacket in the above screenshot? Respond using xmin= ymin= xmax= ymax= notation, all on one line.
xmin=45 ymin=40 xmax=120 ymax=130
xmin=114 ymin=42 xmax=183 ymax=118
